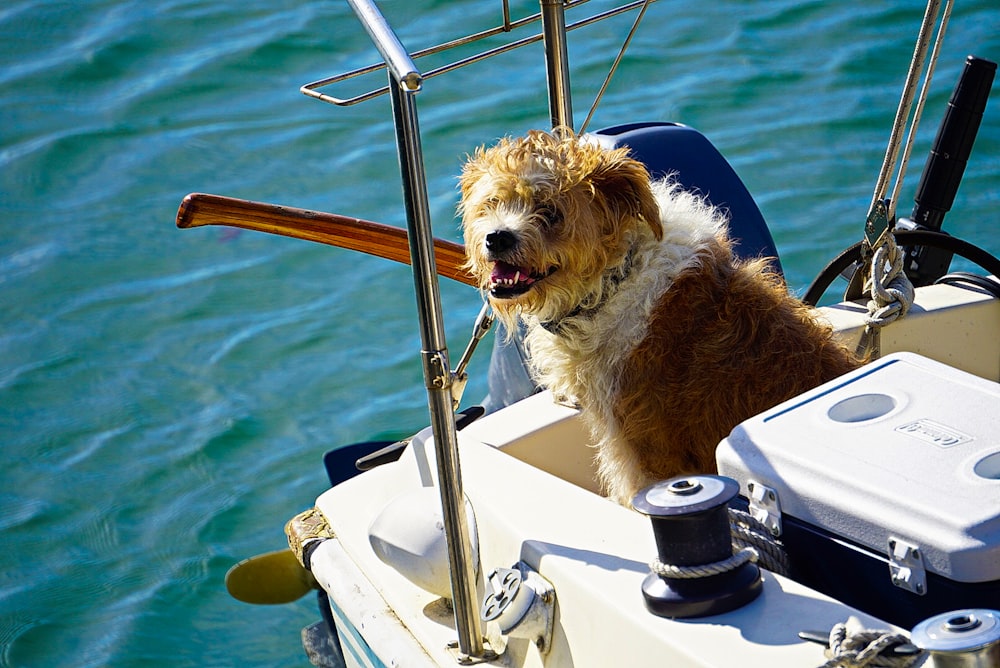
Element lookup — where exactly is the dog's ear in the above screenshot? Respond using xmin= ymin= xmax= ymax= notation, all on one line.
xmin=591 ymin=151 xmax=663 ymax=240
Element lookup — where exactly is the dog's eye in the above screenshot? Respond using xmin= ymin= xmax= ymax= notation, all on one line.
xmin=536 ymin=204 xmax=562 ymax=229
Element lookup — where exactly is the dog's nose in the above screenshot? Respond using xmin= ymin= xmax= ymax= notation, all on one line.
xmin=485 ymin=230 xmax=517 ymax=255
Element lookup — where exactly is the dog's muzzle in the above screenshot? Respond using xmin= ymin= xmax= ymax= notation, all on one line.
xmin=481 ymin=229 xmax=556 ymax=299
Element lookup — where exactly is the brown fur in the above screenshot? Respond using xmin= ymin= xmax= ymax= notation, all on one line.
xmin=614 ymin=237 xmax=861 ymax=484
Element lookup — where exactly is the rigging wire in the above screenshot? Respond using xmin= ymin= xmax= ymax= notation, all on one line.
xmin=889 ymin=0 xmax=954 ymax=221
xmin=579 ymin=0 xmax=654 ymax=134
xmin=868 ymin=0 xmax=944 ymax=220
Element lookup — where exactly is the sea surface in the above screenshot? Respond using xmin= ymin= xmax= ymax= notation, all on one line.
xmin=1 ymin=0 xmax=998 ymax=665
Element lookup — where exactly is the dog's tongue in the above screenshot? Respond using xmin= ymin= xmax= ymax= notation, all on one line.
xmin=490 ymin=261 xmax=531 ymax=285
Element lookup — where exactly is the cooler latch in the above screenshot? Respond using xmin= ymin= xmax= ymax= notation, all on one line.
xmin=747 ymin=480 xmax=782 ymax=537
xmin=888 ymin=537 xmax=927 ymax=595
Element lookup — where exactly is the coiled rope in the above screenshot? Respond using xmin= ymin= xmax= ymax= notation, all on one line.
xmin=651 ymin=546 xmax=758 ymax=579
xmin=649 ymin=509 xmax=790 ymax=579
xmin=855 ymin=233 xmax=916 ymax=359
xmin=730 ymin=508 xmax=791 ymax=575
xmin=819 ymin=617 xmax=924 ymax=668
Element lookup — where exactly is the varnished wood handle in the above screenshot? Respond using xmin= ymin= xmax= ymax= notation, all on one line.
xmin=176 ymin=193 xmax=476 ymax=286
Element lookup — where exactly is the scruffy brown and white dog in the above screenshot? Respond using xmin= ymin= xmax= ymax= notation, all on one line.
xmin=460 ymin=129 xmax=861 ymax=505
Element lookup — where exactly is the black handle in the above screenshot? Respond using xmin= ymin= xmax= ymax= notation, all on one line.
xmin=910 ymin=55 xmax=996 ymax=232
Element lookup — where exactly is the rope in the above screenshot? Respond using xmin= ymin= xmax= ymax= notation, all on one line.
xmin=730 ymin=509 xmax=791 ymax=576
xmin=650 ymin=547 xmax=758 ymax=579
xmin=647 ymin=530 xmax=924 ymax=668
xmin=819 ymin=617 xmax=924 ymax=668
xmin=856 ymin=234 xmax=915 ymax=358
xmin=649 ymin=509 xmax=791 ymax=579
xmin=865 ymin=240 xmax=915 ymax=327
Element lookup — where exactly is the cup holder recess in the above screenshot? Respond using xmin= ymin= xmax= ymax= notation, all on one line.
xmin=827 ymin=393 xmax=897 ymax=423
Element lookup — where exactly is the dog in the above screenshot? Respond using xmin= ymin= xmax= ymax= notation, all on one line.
xmin=460 ymin=129 xmax=861 ymax=505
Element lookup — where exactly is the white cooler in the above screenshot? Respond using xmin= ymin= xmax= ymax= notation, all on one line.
xmin=716 ymin=351 xmax=1000 ymax=627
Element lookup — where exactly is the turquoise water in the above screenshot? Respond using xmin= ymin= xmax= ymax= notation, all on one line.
xmin=1 ymin=0 xmax=998 ymax=665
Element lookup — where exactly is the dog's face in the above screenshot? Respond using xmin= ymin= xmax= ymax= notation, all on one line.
xmin=459 ymin=130 xmax=662 ymax=323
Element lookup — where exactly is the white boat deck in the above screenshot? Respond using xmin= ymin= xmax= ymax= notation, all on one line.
xmin=309 ymin=283 xmax=1000 ymax=667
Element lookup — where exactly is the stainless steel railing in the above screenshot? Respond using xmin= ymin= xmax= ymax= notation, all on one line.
xmin=304 ymin=0 xmax=649 ymax=111
xmin=342 ymin=0 xmax=486 ymax=659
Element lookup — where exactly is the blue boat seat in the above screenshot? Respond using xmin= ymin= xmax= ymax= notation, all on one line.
xmin=592 ymin=122 xmax=782 ymax=274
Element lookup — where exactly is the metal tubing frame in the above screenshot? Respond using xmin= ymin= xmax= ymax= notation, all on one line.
xmin=347 ymin=0 xmax=422 ymax=92
xmin=345 ymin=0 xmax=485 ymax=660
xmin=540 ymin=0 xmax=574 ymax=130
xmin=304 ymin=0 xmax=651 ymax=108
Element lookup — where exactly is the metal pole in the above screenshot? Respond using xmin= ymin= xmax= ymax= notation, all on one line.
xmin=540 ymin=0 xmax=573 ymax=130
xmin=387 ymin=75 xmax=485 ymax=662
xmin=347 ymin=0 xmax=422 ymax=93
xmin=344 ymin=0 xmax=484 ymax=656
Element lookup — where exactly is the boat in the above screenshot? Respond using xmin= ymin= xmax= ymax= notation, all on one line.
xmin=176 ymin=1 xmax=1000 ymax=666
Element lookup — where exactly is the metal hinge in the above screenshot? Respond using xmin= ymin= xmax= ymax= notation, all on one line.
xmin=747 ymin=480 xmax=782 ymax=537
xmin=888 ymin=536 xmax=927 ymax=595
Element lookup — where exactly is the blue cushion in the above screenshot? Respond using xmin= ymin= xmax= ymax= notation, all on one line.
xmin=593 ymin=122 xmax=782 ymax=275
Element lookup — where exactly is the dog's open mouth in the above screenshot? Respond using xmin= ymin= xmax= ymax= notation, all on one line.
xmin=489 ymin=261 xmax=555 ymax=299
